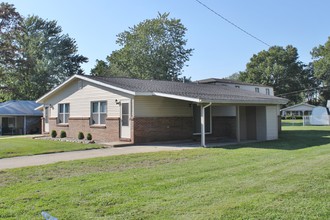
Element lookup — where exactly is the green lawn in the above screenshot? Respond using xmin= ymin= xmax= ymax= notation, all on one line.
xmin=281 ymin=119 xmax=303 ymax=126
xmin=0 ymin=137 xmax=103 ymax=158
xmin=0 ymin=126 xmax=329 ymax=219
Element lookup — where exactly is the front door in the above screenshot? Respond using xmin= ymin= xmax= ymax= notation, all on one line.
xmin=44 ymin=106 xmax=49 ymax=133
xmin=120 ymin=100 xmax=131 ymax=139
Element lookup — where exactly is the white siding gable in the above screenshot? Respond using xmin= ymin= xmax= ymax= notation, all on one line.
xmin=44 ymin=79 xmax=131 ymax=118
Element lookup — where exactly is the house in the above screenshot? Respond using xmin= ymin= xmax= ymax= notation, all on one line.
xmin=280 ymin=102 xmax=316 ymax=117
xmin=36 ymin=75 xmax=288 ymax=146
xmin=196 ymin=78 xmax=274 ymax=95
xmin=0 ymin=100 xmax=42 ymax=135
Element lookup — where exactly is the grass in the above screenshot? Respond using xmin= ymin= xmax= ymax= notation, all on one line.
xmin=0 ymin=126 xmax=329 ymax=219
xmin=0 ymin=137 xmax=103 ymax=159
xmin=281 ymin=119 xmax=303 ymax=126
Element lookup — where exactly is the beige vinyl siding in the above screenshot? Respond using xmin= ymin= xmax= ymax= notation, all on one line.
xmin=256 ymin=106 xmax=267 ymax=141
xmin=266 ymin=105 xmax=278 ymax=140
xmin=44 ymin=79 xmax=131 ymax=118
xmin=134 ymin=96 xmax=192 ymax=117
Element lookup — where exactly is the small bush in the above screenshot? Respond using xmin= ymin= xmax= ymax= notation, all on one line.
xmin=60 ymin=130 xmax=67 ymax=138
xmin=51 ymin=130 xmax=57 ymax=138
xmin=87 ymin=133 xmax=92 ymax=141
xmin=78 ymin=132 xmax=84 ymax=140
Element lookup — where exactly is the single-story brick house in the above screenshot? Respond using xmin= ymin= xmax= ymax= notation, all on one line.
xmin=36 ymin=74 xmax=287 ymax=146
xmin=0 ymin=100 xmax=42 ymax=135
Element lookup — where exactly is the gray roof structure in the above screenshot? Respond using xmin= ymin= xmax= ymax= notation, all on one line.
xmin=37 ymin=75 xmax=288 ymax=105
xmin=0 ymin=100 xmax=42 ymax=116
xmin=195 ymin=78 xmax=271 ymax=88
xmin=83 ymin=76 xmax=287 ymax=105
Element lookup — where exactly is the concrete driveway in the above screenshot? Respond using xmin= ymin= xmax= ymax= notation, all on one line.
xmin=0 ymin=145 xmax=198 ymax=170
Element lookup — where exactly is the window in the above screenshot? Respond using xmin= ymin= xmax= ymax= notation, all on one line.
xmin=266 ymin=88 xmax=270 ymax=95
xmin=91 ymin=101 xmax=107 ymax=125
xmin=121 ymin=102 xmax=129 ymax=126
xmin=235 ymin=85 xmax=240 ymax=88
xmin=193 ymin=104 xmax=211 ymax=134
xmin=58 ymin=103 xmax=69 ymax=124
xmin=255 ymin=87 xmax=260 ymax=93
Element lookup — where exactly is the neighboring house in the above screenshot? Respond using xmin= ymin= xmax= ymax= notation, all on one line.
xmin=280 ymin=102 xmax=316 ymax=117
xmin=0 ymin=100 xmax=42 ymax=135
xmin=36 ymin=75 xmax=287 ymax=146
xmin=196 ymin=78 xmax=274 ymax=96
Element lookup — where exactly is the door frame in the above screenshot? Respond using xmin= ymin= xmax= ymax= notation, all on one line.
xmin=44 ymin=106 xmax=50 ymax=133
xmin=120 ymin=100 xmax=131 ymax=139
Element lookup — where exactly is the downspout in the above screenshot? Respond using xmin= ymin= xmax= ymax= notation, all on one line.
xmin=201 ymin=102 xmax=212 ymax=147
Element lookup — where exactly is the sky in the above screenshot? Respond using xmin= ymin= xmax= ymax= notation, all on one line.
xmin=5 ymin=0 xmax=330 ymax=80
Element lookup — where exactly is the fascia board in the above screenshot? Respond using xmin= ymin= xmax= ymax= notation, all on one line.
xmin=152 ymin=92 xmax=201 ymax=103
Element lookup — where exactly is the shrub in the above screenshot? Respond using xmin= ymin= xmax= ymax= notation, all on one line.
xmin=51 ymin=130 xmax=57 ymax=138
xmin=60 ymin=130 xmax=67 ymax=138
xmin=78 ymin=132 xmax=84 ymax=140
xmin=87 ymin=133 xmax=92 ymax=141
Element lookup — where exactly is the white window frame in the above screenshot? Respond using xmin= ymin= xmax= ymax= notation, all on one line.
xmin=58 ymin=103 xmax=69 ymax=124
xmin=266 ymin=88 xmax=270 ymax=95
xmin=91 ymin=101 xmax=107 ymax=125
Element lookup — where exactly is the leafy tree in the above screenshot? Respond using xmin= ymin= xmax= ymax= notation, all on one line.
xmin=0 ymin=3 xmax=87 ymax=101
xmin=92 ymin=12 xmax=193 ymax=81
xmin=238 ymin=45 xmax=316 ymax=104
xmin=311 ymin=37 xmax=330 ymax=104
xmin=226 ymin=72 xmax=241 ymax=80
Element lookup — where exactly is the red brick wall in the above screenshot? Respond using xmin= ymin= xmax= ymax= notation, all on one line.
xmin=47 ymin=116 xmax=235 ymax=143
xmin=48 ymin=117 xmax=120 ymax=142
xmin=133 ymin=117 xmax=193 ymax=143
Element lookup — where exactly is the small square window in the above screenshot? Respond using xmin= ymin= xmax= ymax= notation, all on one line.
xmin=255 ymin=88 xmax=260 ymax=93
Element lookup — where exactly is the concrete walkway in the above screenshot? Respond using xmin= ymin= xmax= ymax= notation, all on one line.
xmin=0 ymin=145 xmax=197 ymax=170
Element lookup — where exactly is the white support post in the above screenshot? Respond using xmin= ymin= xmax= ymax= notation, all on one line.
xmin=201 ymin=103 xmax=212 ymax=147
xmin=236 ymin=106 xmax=240 ymax=143
xmin=23 ymin=116 xmax=27 ymax=135
xmin=201 ymin=105 xmax=205 ymax=147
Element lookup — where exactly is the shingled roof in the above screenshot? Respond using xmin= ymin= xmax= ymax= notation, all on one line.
xmin=37 ymin=75 xmax=288 ymax=105
xmin=0 ymin=100 xmax=42 ymax=116
xmin=85 ymin=76 xmax=287 ymax=104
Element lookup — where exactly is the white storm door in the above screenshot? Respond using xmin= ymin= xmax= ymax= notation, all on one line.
xmin=44 ymin=106 xmax=50 ymax=133
xmin=120 ymin=100 xmax=131 ymax=139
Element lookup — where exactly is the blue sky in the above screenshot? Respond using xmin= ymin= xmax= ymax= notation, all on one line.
xmin=6 ymin=0 xmax=330 ymax=80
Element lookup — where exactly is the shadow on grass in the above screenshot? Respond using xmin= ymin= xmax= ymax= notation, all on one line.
xmin=221 ymin=129 xmax=330 ymax=150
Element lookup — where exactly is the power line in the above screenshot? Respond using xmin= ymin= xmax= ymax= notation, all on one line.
xmin=276 ymin=85 xmax=330 ymax=97
xmin=194 ymin=0 xmax=271 ymax=47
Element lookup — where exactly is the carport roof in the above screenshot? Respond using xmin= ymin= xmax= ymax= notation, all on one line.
xmin=37 ymin=75 xmax=288 ymax=105
xmin=0 ymin=100 xmax=42 ymax=116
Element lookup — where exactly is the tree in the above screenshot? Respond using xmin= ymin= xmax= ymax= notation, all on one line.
xmin=0 ymin=3 xmax=22 ymax=78
xmin=0 ymin=4 xmax=87 ymax=101
xmin=91 ymin=12 xmax=193 ymax=81
xmin=238 ymin=45 xmax=316 ymax=104
xmin=311 ymin=37 xmax=330 ymax=104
